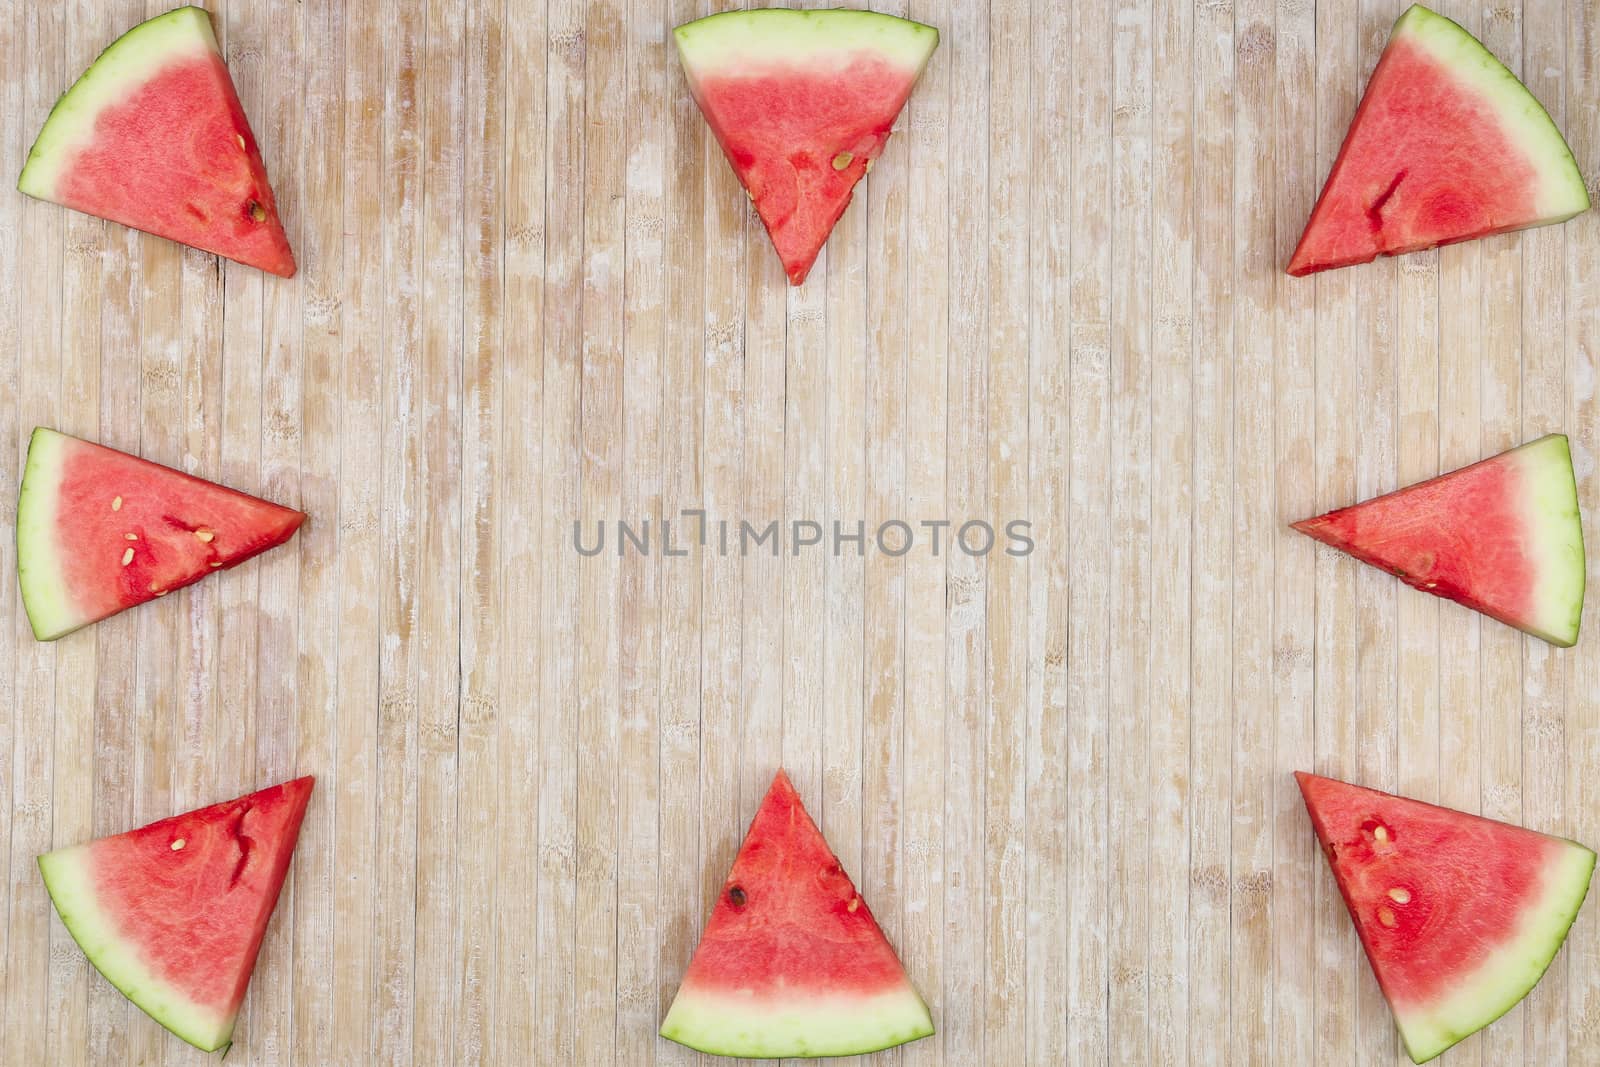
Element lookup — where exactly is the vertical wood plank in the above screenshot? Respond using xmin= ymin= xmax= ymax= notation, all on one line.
xmin=900 ymin=2 xmax=950 ymax=1062
xmin=1272 ymin=0 xmax=1321 ymax=1060
xmin=1310 ymin=1 xmax=1363 ymax=1062
xmin=984 ymin=1 xmax=1030 ymax=1064
xmin=1190 ymin=0 xmax=1235 ymax=1058
xmin=1564 ymin=0 xmax=1600 ymax=1061
xmin=329 ymin=0 xmax=385 ymax=1059
xmin=1231 ymin=2 xmax=1277 ymax=1063
xmin=412 ymin=0 xmax=468 ymax=1058
xmin=287 ymin=1 xmax=343 ymax=1061
xmin=0 ymin=1 xmax=24 ymax=1059
xmin=941 ymin=2 xmax=988 ymax=1061
xmin=1025 ymin=0 xmax=1070 ymax=1059
xmin=614 ymin=2 xmax=665 ymax=1064
xmin=657 ymin=2 xmax=710 ymax=1065
xmin=1065 ymin=0 xmax=1114 ymax=1057
xmin=1148 ymin=0 xmax=1195 ymax=1059
xmin=538 ymin=0 xmax=586 ymax=1056
xmin=575 ymin=0 xmax=626 ymax=1055
xmin=859 ymin=4 xmax=914 ymax=1064
xmin=373 ymin=0 xmax=424 ymax=1057
xmin=455 ymin=0 xmax=507 ymax=1060
xmin=5 ymin=7 xmax=65 ymax=1067
xmin=493 ymin=0 xmax=547 ymax=1060
xmin=1107 ymin=0 xmax=1154 ymax=1060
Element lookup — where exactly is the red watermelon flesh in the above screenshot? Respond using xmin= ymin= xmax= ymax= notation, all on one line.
xmin=1292 ymin=434 xmax=1584 ymax=646
xmin=675 ymin=10 xmax=938 ymax=285
xmin=16 ymin=428 xmax=306 ymax=641
xmin=1287 ymin=5 xmax=1587 ymax=276
xmin=38 ymin=777 xmax=314 ymax=1052
xmin=17 ymin=7 xmax=296 ymax=276
xmin=1296 ymin=773 xmax=1593 ymax=1062
xmin=660 ymin=769 xmax=933 ymax=1057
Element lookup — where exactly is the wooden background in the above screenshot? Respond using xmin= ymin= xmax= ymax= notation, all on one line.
xmin=3 ymin=0 xmax=1599 ymax=1064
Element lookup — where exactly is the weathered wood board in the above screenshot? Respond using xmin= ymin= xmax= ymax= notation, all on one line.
xmin=3 ymin=1 xmax=1599 ymax=1063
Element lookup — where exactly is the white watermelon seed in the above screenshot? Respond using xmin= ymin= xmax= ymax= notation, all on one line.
xmin=236 ymin=134 xmax=246 ymax=150
xmin=847 ymin=897 xmax=859 ymax=913
xmin=832 ymin=151 xmax=854 ymax=170
xmin=1388 ymin=887 xmax=1411 ymax=904
xmin=121 ymin=548 xmax=134 ymax=566
xmin=195 ymin=529 xmax=215 ymax=544
xmin=1373 ymin=825 xmax=1389 ymax=843
xmin=125 ymin=532 xmax=138 ymax=541
xmin=171 ymin=838 xmax=186 ymax=851
xmin=249 ymin=201 xmax=267 ymax=223
xmin=1378 ymin=907 xmax=1397 ymax=927
xmin=111 ymin=496 xmax=122 ymax=511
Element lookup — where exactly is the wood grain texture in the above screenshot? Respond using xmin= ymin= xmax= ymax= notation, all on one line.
xmin=4 ymin=2 xmax=1600 ymax=1065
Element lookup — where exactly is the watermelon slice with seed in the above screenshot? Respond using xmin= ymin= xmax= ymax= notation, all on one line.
xmin=1297 ymin=772 xmax=1594 ymax=1062
xmin=1287 ymin=4 xmax=1588 ymax=276
xmin=674 ymin=9 xmax=938 ymax=285
xmin=18 ymin=6 xmax=296 ymax=276
xmin=661 ymin=769 xmax=934 ymax=1057
xmin=1292 ymin=434 xmax=1585 ymax=646
xmin=16 ymin=428 xmax=306 ymax=641
xmin=39 ymin=777 xmax=314 ymax=1053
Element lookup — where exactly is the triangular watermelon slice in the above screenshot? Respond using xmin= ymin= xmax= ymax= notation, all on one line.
xmin=1292 ymin=434 xmax=1585 ymax=646
xmin=660 ymin=769 xmax=933 ymax=1057
xmin=39 ymin=777 xmax=314 ymax=1053
xmin=674 ymin=10 xmax=938 ymax=285
xmin=17 ymin=6 xmax=296 ymax=276
xmin=16 ymin=427 xmax=306 ymax=641
xmin=1287 ymin=4 xmax=1588 ymax=276
xmin=1296 ymin=772 xmax=1593 ymax=1063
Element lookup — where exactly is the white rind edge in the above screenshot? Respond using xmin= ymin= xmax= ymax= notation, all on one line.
xmin=673 ymin=9 xmax=939 ymax=80
xmin=660 ymin=984 xmax=935 ymax=1058
xmin=1510 ymin=433 xmax=1586 ymax=646
xmin=38 ymin=844 xmax=234 ymax=1052
xmin=16 ymin=427 xmax=77 ymax=641
xmin=18 ymin=7 xmax=218 ymax=199
xmin=1394 ymin=4 xmax=1590 ymax=221
xmin=1396 ymin=840 xmax=1595 ymax=1062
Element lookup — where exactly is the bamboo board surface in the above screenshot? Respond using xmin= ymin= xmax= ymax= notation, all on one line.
xmin=3 ymin=1 xmax=1600 ymax=1064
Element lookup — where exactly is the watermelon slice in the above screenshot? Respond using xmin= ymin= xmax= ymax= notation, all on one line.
xmin=1292 ymin=434 xmax=1585 ymax=646
xmin=660 ymin=769 xmax=933 ymax=1058
xmin=17 ymin=6 xmax=296 ymax=277
xmin=16 ymin=427 xmax=306 ymax=641
xmin=39 ymin=777 xmax=314 ymax=1052
xmin=1296 ymin=772 xmax=1593 ymax=1062
xmin=1287 ymin=4 xmax=1588 ymax=276
xmin=674 ymin=10 xmax=938 ymax=285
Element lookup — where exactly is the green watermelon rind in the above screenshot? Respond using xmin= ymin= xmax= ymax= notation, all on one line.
xmin=1395 ymin=5 xmax=1589 ymax=222
xmin=1513 ymin=434 xmax=1586 ymax=647
xmin=38 ymin=845 xmax=235 ymax=1053
xmin=673 ymin=9 xmax=940 ymax=75
xmin=660 ymin=985 xmax=934 ymax=1059
xmin=16 ymin=427 xmax=80 ymax=642
xmin=18 ymin=7 xmax=218 ymax=200
xmin=1395 ymin=841 xmax=1594 ymax=1063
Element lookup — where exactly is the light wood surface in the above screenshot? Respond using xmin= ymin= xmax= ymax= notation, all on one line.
xmin=3 ymin=1 xmax=1600 ymax=1064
